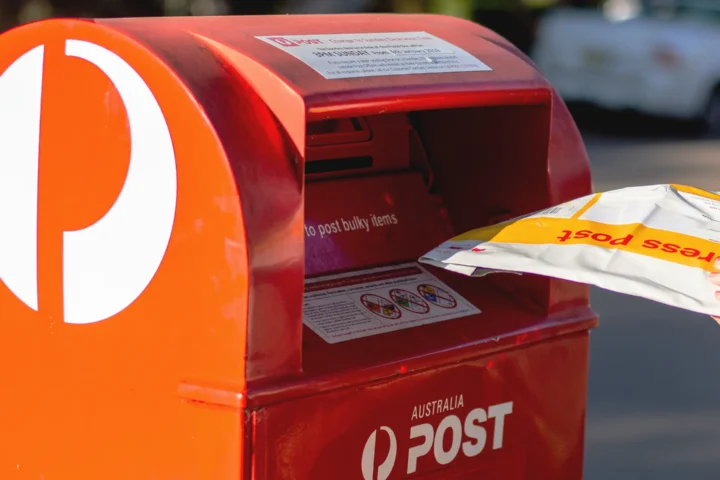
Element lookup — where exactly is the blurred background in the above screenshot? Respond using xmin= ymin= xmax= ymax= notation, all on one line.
xmin=4 ymin=0 xmax=720 ymax=478
xmin=0 ymin=0 xmax=583 ymax=51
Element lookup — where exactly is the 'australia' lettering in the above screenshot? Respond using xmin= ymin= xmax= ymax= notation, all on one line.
xmin=411 ymin=394 xmax=464 ymax=421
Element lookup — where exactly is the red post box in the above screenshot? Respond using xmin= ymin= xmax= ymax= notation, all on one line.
xmin=0 ymin=14 xmax=597 ymax=480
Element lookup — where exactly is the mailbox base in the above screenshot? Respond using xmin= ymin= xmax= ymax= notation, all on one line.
xmin=248 ymin=328 xmax=593 ymax=479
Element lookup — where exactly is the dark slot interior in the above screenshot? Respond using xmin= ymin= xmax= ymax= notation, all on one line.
xmin=409 ymin=106 xmax=551 ymax=233
xmin=304 ymin=155 xmax=373 ymax=175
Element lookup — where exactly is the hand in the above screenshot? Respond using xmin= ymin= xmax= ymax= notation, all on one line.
xmin=710 ymin=258 xmax=720 ymax=323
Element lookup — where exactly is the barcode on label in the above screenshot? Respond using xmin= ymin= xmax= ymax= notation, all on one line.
xmin=312 ymin=50 xmax=371 ymax=58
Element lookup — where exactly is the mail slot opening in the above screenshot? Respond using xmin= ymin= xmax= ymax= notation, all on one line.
xmin=302 ymin=102 xmax=581 ymax=373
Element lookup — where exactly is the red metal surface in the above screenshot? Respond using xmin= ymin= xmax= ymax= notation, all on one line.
xmin=0 ymin=13 xmax=596 ymax=480
xmin=253 ymin=332 xmax=591 ymax=479
xmin=304 ymin=174 xmax=453 ymax=276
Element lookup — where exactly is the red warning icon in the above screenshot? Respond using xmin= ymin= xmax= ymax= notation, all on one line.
xmin=417 ymin=284 xmax=457 ymax=309
xmin=389 ymin=289 xmax=430 ymax=314
xmin=361 ymin=294 xmax=402 ymax=320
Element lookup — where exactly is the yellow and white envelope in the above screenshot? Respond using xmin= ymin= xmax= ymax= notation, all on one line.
xmin=420 ymin=185 xmax=720 ymax=316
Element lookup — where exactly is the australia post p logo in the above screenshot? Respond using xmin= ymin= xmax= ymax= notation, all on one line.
xmin=0 ymin=39 xmax=177 ymax=324
xmin=362 ymin=426 xmax=397 ymax=480
xmin=268 ymin=37 xmax=323 ymax=47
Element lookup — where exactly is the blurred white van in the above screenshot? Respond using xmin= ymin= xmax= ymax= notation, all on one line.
xmin=532 ymin=0 xmax=720 ymax=134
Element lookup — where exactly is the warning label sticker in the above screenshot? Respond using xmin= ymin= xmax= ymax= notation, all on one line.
xmin=255 ymin=32 xmax=492 ymax=80
xmin=303 ymin=263 xmax=481 ymax=344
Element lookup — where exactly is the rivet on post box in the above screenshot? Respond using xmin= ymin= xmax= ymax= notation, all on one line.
xmin=0 ymin=14 xmax=597 ymax=480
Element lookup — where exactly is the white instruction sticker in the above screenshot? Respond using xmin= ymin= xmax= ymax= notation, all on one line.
xmin=303 ymin=262 xmax=481 ymax=344
xmin=255 ymin=32 xmax=492 ymax=79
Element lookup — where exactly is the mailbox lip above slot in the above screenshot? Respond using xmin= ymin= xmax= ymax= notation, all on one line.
xmin=100 ymin=13 xmax=553 ymax=153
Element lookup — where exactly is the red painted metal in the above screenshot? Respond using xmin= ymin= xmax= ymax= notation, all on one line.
xmin=0 ymin=13 xmax=596 ymax=480
xmin=253 ymin=331 xmax=592 ymax=480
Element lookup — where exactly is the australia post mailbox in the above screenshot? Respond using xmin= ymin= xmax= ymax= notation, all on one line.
xmin=0 ymin=13 xmax=598 ymax=480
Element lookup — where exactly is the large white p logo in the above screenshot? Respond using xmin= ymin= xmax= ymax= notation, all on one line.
xmin=0 ymin=41 xmax=177 ymax=324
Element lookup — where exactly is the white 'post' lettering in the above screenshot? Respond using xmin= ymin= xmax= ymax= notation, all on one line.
xmin=488 ymin=401 xmax=513 ymax=450
xmin=462 ymin=407 xmax=488 ymax=457
xmin=433 ymin=414 xmax=462 ymax=465
xmin=407 ymin=423 xmax=433 ymax=474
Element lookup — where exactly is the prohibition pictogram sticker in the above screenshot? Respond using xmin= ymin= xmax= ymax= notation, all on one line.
xmin=417 ymin=284 xmax=458 ymax=309
xmin=302 ymin=262 xmax=481 ymax=344
xmin=389 ymin=288 xmax=430 ymax=314
xmin=361 ymin=293 xmax=402 ymax=320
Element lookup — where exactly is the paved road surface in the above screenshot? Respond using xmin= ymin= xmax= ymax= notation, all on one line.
xmin=581 ymin=127 xmax=720 ymax=479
